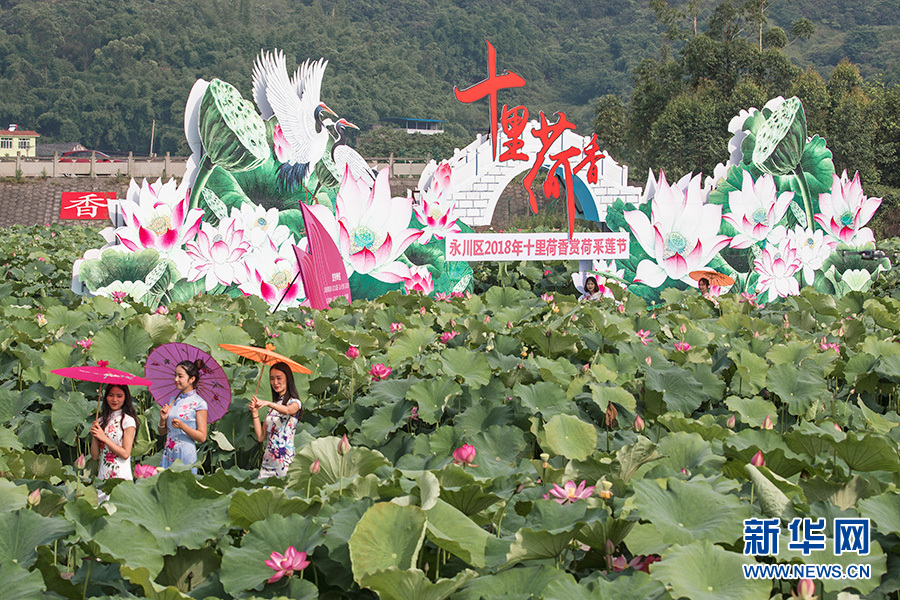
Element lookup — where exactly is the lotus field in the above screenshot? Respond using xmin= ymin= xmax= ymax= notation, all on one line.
xmin=2 ymin=224 xmax=900 ymax=600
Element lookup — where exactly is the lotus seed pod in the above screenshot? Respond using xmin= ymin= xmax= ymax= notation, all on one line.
xmin=751 ymin=97 xmax=807 ymax=176
xmin=199 ymin=79 xmax=270 ymax=172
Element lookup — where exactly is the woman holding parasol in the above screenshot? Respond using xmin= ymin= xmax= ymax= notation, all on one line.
xmin=158 ymin=359 xmax=208 ymax=473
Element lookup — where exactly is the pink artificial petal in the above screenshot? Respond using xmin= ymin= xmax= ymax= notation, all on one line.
xmin=117 ymin=234 xmax=139 ymax=252
xmin=138 ymin=226 xmax=157 ymax=249
xmin=159 ymin=228 xmax=179 ymax=250
xmin=353 ymin=247 xmax=378 ymax=274
xmin=372 ymin=232 xmax=394 ymax=264
xmin=172 ymin=199 xmax=185 ymax=227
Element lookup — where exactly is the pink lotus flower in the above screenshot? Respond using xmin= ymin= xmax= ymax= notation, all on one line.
xmin=134 ymin=464 xmax=158 ymax=479
xmin=645 ymin=356 xmax=652 ymax=366
xmin=440 ymin=331 xmax=458 ymax=344
xmin=634 ymin=414 xmax=645 ymax=432
xmin=793 ymin=578 xmax=817 ymax=600
xmin=155 ymin=305 xmax=169 ymax=315
xmin=76 ymin=338 xmax=92 ymax=351
xmin=390 ymin=322 xmax=403 ymax=333
xmin=36 ymin=313 xmax=47 ymax=326
xmin=617 ymin=304 xmax=626 ymax=313
xmin=305 ymin=318 xmax=315 ymax=328
xmin=452 ymin=444 xmax=477 ymax=467
xmin=636 ymin=330 xmax=651 ymax=346
xmin=310 ymin=459 xmax=321 ymax=474
xmin=506 ymin=321 xmax=513 ymax=329
xmin=726 ymin=414 xmax=736 ymax=429
xmin=541 ymin=293 xmax=554 ymax=303
xmin=674 ymin=341 xmax=691 ymax=351
xmin=762 ymin=415 xmax=774 ymax=430
xmin=544 ymin=269 xmax=552 ymax=276
xmin=548 ymin=480 xmax=595 ymax=504
xmin=337 ymin=434 xmax=351 ymax=456
xmin=410 ymin=406 xmax=419 ymax=421
xmin=625 ymin=171 xmax=731 ymax=287
xmin=484 ymin=315 xmax=490 ymax=324
xmin=369 ymin=363 xmax=391 ymax=381
xmin=345 ymin=346 xmax=359 ymax=359
xmin=265 ymin=546 xmax=310 ymax=584
xmin=403 ymin=265 xmax=434 ymax=295
xmin=723 ymin=172 xmax=793 ymax=249
xmin=754 ymin=245 xmax=801 ymax=303
xmin=750 ymin=450 xmax=765 ymax=467
xmin=184 ymin=218 xmax=251 ymax=290
xmin=27 ymin=488 xmax=41 ymax=506
xmin=75 ymin=454 xmax=86 ymax=469
xmin=419 ymin=306 xmax=427 ymax=315
xmin=820 ymin=336 xmax=840 ymax=353
xmin=814 ymin=171 xmax=881 ymax=245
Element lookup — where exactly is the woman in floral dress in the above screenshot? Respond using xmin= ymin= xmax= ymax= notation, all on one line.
xmin=90 ymin=384 xmax=138 ymax=480
xmin=250 ymin=361 xmax=302 ymax=478
xmin=159 ymin=359 xmax=208 ymax=473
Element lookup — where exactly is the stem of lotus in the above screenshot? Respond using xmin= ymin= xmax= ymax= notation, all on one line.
xmin=750 ymin=483 xmax=755 ymax=507
xmin=306 ymin=476 xmax=311 ymax=499
xmin=339 ymin=453 xmax=345 ymax=496
xmin=187 ymin=154 xmax=215 ymax=211
xmin=793 ymin=165 xmax=814 ymax=229
xmin=82 ymin=555 xmax=93 ymax=599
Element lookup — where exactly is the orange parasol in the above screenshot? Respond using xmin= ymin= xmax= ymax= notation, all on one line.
xmin=689 ymin=270 xmax=735 ymax=287
xmin=219 ymin=344 xmax=312 ymax=396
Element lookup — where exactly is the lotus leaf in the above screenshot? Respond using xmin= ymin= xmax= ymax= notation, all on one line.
xmin=0 ymin=561 xmax=46 ymax=600
xmin=50 ymin=391 xmax=92 ymax=445
xmin=359 ymin=567 xmax=476 ymax=600
xmin=766 ymin=362 xmax=827 ymax=416
xmin=228 ymin=488 xmax=311 ymax=529
xmin=219 ymin=513 xmax=323 ymax=595
xmin=0 ymin=509 xmax=73 ymax=568
xmin=652 ymin=540 xmax=771 ymax=600
xmin=425 ymin=498 xmax=497 ymax=568
xmin=543 ymin=414 xmax=597 ymax=461
xmin=453 ymin=566 xmax=571 ymax=600
xmin=858 ymin=492 xmax=900 ymax=537
xmin=348 ymin=503 xmax=426 ymax=581
xmin=286 ymin=435 xmax=391 ymax=492
xmin=439 ymin=347 xmax=492 ymax=388
xmin=408 ymin=378 xmax=462 ymax=424
xmin=107 ymin=468 xmax=230 ymax=555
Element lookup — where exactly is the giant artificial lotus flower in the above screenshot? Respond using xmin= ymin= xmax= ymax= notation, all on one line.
xmin=414 ymin=162 xmax=461 ymax=244
xmin=624 ymin=172 xmax=732 ymax=287
xmin=184 ymin=217 xmax=251 ymax=290
xmin=754 ymin=244 xmax=801 ymax=303
xmin=308 ymin=167 xmax=422 ymax=283
xmin=814 ymin=171 xmax=882 ymax=246
xmin=785 ymin=226 xmax=837 ymax=285
xmin=239 ymin=236 xmax=304 ymax=308
xmin=112 ymin=177 xmax=204 ymax=272
xmin=723 ymin=172 xmax=793 ymax=249
xmin=230 ymin=203 xmax=292 ymax=252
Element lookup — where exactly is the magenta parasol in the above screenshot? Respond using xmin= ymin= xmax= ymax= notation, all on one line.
xmin=144 ymin=343 xmax=232 ymax=422
xmin=52 ymin=360 xmax=153 ymax=418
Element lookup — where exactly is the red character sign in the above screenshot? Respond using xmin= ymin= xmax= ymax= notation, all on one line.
xmin=454 ymin=41 xmax=526 ymax=161
xmin=60 ymin=192 xmax=114 ymax=220
xmin=499 ymin=104 xmax=529 ymax=162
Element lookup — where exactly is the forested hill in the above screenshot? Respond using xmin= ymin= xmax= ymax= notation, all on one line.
xmin=0 ymin=0 xmax=896 ymax=156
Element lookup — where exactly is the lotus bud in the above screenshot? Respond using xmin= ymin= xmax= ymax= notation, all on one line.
xmin=616 ymin=304 xmax=625 ymax=313
xmin=726 ymin=414 xmax=736 ymax=429
xmin=680 ymin=323 xmax=686 ymax=334
xmin=680 ymin=467 xmax=691 ymax=477
xmin=582 ymin=363 xmax=590 ymax=373
xmin=834 ymin=422 xmax=842 ymax=432
xmin=345 ymin=345 xmax=359 ymax=359
xmin=507 ymin=321 xmax=513 ymax=329
xmin=337 ymin=434 xmax=350 ymax=456
xmin=484 ymin=315 xmax=490 ymax=324
xmin=793 ymin=578 xmax=817 ymax=600
xmin=750 ymin=450 xmax=765 ymax=467
xmin=605 ymin=540 xmax=615 ymax=554
xmin=645 ymin=356 xmax=652 ymax=366
xmin=762 ymin=415 xmax=774 ymax=430
xmin=310 ymin=459 xmax=321 ymax=475
xmin=27 ymin=488 xmax=41 ymax=507
xmin=540 ymin=453 xmax=550 ymax=462
xmin=74 ymin=454 xmax=86 ymax=470
xmin=634 ymin=414 xmax=645 ymax=432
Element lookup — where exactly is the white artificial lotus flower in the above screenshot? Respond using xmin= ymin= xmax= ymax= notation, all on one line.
xmin=308 ymin=167 xmax=422 ymax=283
xmin=112 ymin=177 xmax=203 ymax=273
xmin=184 ymin=218 xmax=251 ymax=290
xmin=230 ymin=203 xmax=292 ymax=252
xmin=92 ymin=279 xmax=151 ymax=303
xmin=625 ymin=171 xmax=731 ymax=287
xmin=786 ymin=226 xmax=837 ymax=285
xmin=414 ymin=188 xmax=461 ymax=244
xmin=723 ymin=172 xmax=793 ymax=249
xmin=239 ymin=237 xmax=304 ymax=308
xmin=754 ymin=244 xmax=801 ymax=302
xmin=814 ymin=171 xmax=882 ymax=246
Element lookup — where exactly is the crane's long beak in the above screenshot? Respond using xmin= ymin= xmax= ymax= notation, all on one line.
xmin=318 ymin=102 xmax=337 ymax=118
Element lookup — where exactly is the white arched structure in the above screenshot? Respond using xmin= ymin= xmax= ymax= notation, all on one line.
xmin=418 ymin=121 xmax=643 ymax=226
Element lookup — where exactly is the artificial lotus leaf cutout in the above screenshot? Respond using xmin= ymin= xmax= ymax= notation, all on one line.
xmin=219 ymin=513 xmax=322 ymax=596
xmin=543 ymin=414 xmax=597 ymax=461
xmin=359 ymin=567 xmax=477 ymax=600
xmin=652 ymin=540 xmax=770 ymax=600
xmin=633 ymin=478 xmax=747 ymax=546
xmin=348 ymin=503 xmax=427 ymax=582
xmin=107 ymin=468 xmax=230 ymax=555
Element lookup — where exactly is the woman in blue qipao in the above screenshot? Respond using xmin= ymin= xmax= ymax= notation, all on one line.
xmin=249 ymin=361 xmax=302 ymax=478
xmin=158 ymin=359 xmax=208 ymax=473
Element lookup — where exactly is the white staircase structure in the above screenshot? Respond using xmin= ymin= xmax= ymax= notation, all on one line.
xmin=419 ymin=121 xmax=643 ymax=226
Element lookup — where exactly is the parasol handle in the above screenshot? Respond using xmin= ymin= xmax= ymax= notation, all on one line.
xmin=253 ymin=366 xmax=265 ymax=398
xmin=95 ymin=383 xmax=102 ymax=421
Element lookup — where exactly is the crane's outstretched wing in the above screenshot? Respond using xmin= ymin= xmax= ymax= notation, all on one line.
xmin=252 ymin=49 xmax=283 ymax=121
xmin=335 ymin=145 xmax=376 ymax=187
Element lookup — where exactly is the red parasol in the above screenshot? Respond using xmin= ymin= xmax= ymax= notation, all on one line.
xmin=52 ymin=360 xmax=152 ymax=418
xmin=144 ymin=343 xmax=232 ymax=422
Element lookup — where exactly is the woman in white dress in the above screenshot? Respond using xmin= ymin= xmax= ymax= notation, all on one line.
xmin=90 ymin=384 xmax=138 ymax=480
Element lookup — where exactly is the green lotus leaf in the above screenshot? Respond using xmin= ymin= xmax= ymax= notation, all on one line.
xmin=120 ymin=565 xmax=193 ymax=600
xmin=79 ymin=248 xmax=179 ymax=298
xmin=834 ymin=432 xmax=900 ymax=473
xmin=199 ymin=79 xmax=269 ymax=173
xmin=615 ymin=437 xmax=662 ymax=482
xmin=434 ymin=465 xmax=503 ymax=516
xmin=408 ymin=378 xmax=462 ymax=424
xmin=651 ymin=540 xmax=770 ymax=600
xmin=748 ymin=97 xmax=807 ymax=176
xmin=155 ymin=547 xmax=222 ymax=597
xmin=506 ymin=528 xmax=580 ymax=563
xmin=92 ymin=323 xmax=153 ymax=376
xmin=574 ymin=514 xmax=635 ymax=552
xmin=228 ymin=488 xmax=312 ymax=530
xmin=135 ymin=313 xmax=179 ymax=346
xmin=425 ymin=498 xmax=501 ymax=568
xmin=182 ymin=321 xmax=252 ymax=364
xmin=349 ymin=503 xmax=426 ymax=581
xmin=655 ymin=432 xmax=725 ymax=474
xmin=0 ymin=428 xmax=23 ymax=452
xmin=92 ymin=518 xmax=168 ymax=578
xmin=766 ymin=362 xmax=827 ymax=416
xmin=515 ymin=381 xmax=571 ymax=418
xmin=0 ymin=480 xmax=28 ymax=513
xmin=107 ymin=468 xmax=230 ymax=555
xmin=858 ymin=492 xmax=900 ymax=536
xmin=36 ymin=342 xmax=79 ymax=387
xmin=0 ymin=509 xmax=74 ymax=568
xmin=387 ymin=327 xmax=437 ymax=364
xmin=744 ymin=464 xmax=798 ymax=521
xmin=20 ymin=451 xmax=65 ymax=481
xmin=0 ymin=561 xmax=46 ymax=600
xmin=50 ymin=391 xmax=92 ymax=444
xmin=439 ymin=347 xmax=492 ymax=388
xmin=723 ymin=429 xmax=808 ymax=478
xmin=285 ymin=436 xmax=391 ymax=492
xmin=590 ymin=383 xmax=637 ymax=413
xmin=776 ymin=532 xmax=886 ymax=595
xmin=43 ymin=305 xmax=88 ymax=332
xmin=220 ymin=513 xmax=323 ymax=595
xmin=728 ymin=349 xmax=769 ymax=395
xmin=724 ymin=396 xmax=778 ymax=428
xmin=464 ymin=425 xmax=528 ymax=478
xmin=453 ymin=566 xmax=571 ymax=600
xmin=359 ymin=399 xmax=416 ymax=442
xmin=523 ymin=499 xmax=594 ymax=534
xmin=657 ymin=413 xmax=731 ymax=442
xmin=543 ymin=414 xmax=597 ymax=461
xmin=359 ymin=567 xmax=476 ymax=600
xmin=633 ymin=478 xmax=748 ymax=545
xmin=643 ymin=363 xmax=704 ymax=414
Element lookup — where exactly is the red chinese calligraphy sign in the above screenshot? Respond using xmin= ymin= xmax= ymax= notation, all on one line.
xmin=60 ymin=192 xmax=115 ymax=220
xmin=445 ymin=232 xmax=629 ymax=261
